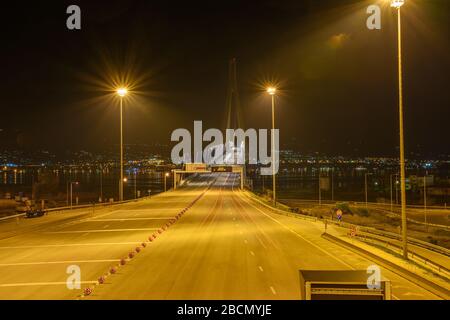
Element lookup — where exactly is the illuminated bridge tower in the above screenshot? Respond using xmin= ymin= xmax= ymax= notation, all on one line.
xmin=223 ymin=58 xmax=246 ymax=181
xmin=225 ymin=58 xmax=244 ymax=131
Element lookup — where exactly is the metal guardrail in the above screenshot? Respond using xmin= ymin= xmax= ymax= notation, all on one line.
xmin=322 ymin=233 xmax=450 ymax=300
xmin=247 ymin=191 xmax=450 ymax=281
xmin=280 ymin=199 xmax=450 ymax=231
xmin=353 ymin=233 xmax=450 ymax=279
xmin=245 ymin=191 xmax=450 ymax=258
xmin=278 ymin=198 xmax=450 ymax=211
xmin=0 ymin=197 xmax=151 ymax=222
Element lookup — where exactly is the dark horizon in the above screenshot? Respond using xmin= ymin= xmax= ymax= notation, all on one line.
xmin=1 ymin=0 xmax=449 ymax=158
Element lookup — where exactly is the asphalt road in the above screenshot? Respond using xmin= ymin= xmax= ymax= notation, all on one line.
xmin=0 ymin=173 xmax=443 ymax=300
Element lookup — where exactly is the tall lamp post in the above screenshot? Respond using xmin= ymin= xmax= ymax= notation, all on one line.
xmin=391 ymin=0 xmax=408 ymax=258
xmin=164 ymin=172 xmax=170 ymax=192
xmin=134 ymin=169 xmax=137 ymax=199
xmin=423 ymin=170 xmax=428 ymax=230
xmin=267 ymin=87 xmax=277 ymax=206
xmin=69 ymin=181 xmax=79 ymax=209
xmin=389 ymin=173 xmax=399 ymax=212
xmin=116 ymin=88 xmax=128 ymax=202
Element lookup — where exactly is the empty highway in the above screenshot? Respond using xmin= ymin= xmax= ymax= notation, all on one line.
xmin=0 ymin=174 xmax=445 ymax=300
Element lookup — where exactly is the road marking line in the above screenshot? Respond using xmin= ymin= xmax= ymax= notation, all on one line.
xmin=0 ymin=281 xmax=97 ymax=288
xmin=258 ymin=266 xmax=264 ymax=272
xmin=103 ymin=225 xmax=109 ymax=229
xmin=0 ymin=259 xmax=120 ymax=267
xmin=270 ymin=286 xmax=277 ymax=295
xmin=44 ymin=228 xmax=158 ymax=234
xmin=0 ymin=242 xmax=142 ymax=250
xmin=91 ymin=218 xmax=171 ymax=222
xmin=250 ymin=251 xmax=255 ymax=256
xmin=239 ymin=193 xmax=354 ymax=269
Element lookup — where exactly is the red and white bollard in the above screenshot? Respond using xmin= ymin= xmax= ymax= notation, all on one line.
xmin=84 ymin=287 xmax=93 ymax=296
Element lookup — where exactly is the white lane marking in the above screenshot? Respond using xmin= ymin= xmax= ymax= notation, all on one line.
xmin=53 ymin=207 xmax=185 ymax=229
xmin=92 ymin=218 xmax=171 ymax=222
xmin=0 ymin=281 xmax=97 ymax=288
xmin=103 ymin=225 xmax=110 ymax=229
xmin=402 ymin=292 xmax=425 ymax=297
xmin=118 ymin=208 xmax=184 ymax=212
xmin=0 ymin=259 xmax=120 ymax=267
xmin=250 ymin=251 xmax=255 ymax=256
xmin=270 ymin=286 xmax=277 ymax=295
xmin=0 ymin=242 xmax=142 ymax=250
xmin=238 ymin=193 xmax=354 ymax=269
xmin=258 ymin=266 xmax=264 ymax=272
xmin=44 ymin=228 xmax=158 ymax=234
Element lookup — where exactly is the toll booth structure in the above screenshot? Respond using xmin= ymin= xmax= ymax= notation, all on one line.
xmin=172 ymin=164 xmax=244 ymax=190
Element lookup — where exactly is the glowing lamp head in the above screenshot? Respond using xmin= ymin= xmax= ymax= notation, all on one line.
xmin=117 ymin=88 xmax=128 ymax=97
xmin=165 ymin=173 xmax=170 ymax=177
xmin=123 ymin=178 xmax=128 ymax=182
xmin=390 ymin=0 xmax=405 ymax=8
xmin=267 ymin=87 xmax=277 ymax=96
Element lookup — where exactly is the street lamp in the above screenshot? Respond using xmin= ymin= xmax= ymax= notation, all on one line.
xmin=116 ymin=87 xmax=128 ymax=202
xmin=389 ymin=173 xmax=400 ymax=211
xmin=390 ymin=0 xmax=404 ymax=9
xmin=364 ymin=173 xmax=373 ymax=209
xmin=423 ymin=170 xmax=428 ymax=230
xmin=68 ymin=181 xmax=79 ymax=209
xmin=266 ymin=87 xmax=277 ymax=206
xmin=134 ymin=169 xmax=138 ymax=199
xmin=164 ymin=172 xmax=170 ymax=192
xmin=390 ymin=0 xmax=408 ymax=259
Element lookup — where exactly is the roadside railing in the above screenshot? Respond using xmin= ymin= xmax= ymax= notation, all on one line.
xmin=278 ymin=198 xmax=450 ymax=211
xmin=244 ymin=190 xmax=450 ymax=258
xmin=353 ymin=232 xmax=450 ymax=279
xmin=278 ymin=198 xmax=450 ymax=231
xmin=0 ymin=196 xmax=152 ymax=222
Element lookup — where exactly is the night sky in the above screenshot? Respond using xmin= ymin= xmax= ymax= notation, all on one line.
xmin=1 ymin=0 xmax=449 ymax=157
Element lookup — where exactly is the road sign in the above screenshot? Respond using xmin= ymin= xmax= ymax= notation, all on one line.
xmin=211 ymin=166 xmax=233 ymax=173
xmin=185 ymin=163 xmax=207 ymax=172
xmin=336 ymin=209 xmax=343 ymax=221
